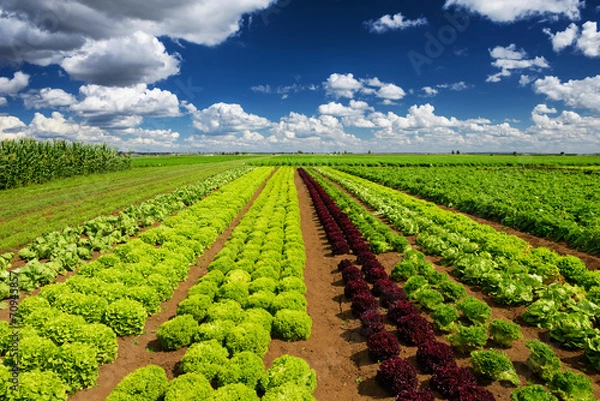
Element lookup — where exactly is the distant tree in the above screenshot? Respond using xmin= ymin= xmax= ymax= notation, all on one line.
xmin=512 ymin=151 xmax=518 ymax=156
xmin=298 ymin=150 xmax=304 ymax=154
xmin=368 ymin=150 xmax=372 ymax=154
xmin=560 ymin=151 xmax=565 ymax=156
xmin=452 ymin=150 xmax=455 ymax=155
xmin=456 ymin=150 xmax=461 ymax=155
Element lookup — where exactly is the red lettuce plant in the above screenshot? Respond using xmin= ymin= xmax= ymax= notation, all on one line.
xmin=430 ymin=366 xmax=477 ymax=399
xmin=367 ymin=331 xmax=401 ymax=362
xmin=396 ymin=314 xmax=436 ymax=346
xmin=351 ymin=292 xmax=379 ymax=316
xmin=345 ymin=279 xmax=370 ymax=299
xmin=395 ymin=388 xmax=435 ymax=401
xmin=416 ymin=341 xmax=457 ymax=374
xmin=360 ymin=309 xmax=385 ymax=337
xmin=376 ymin=356 xmax=418 ymax=394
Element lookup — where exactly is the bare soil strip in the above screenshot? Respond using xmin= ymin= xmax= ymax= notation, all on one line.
xmin=317 ymin=171 xmax=600 ymax=399
xmin=69 ymin=171 xmax=274 ymax=401
xmin=262 ymin=170 xmax=387 ymax=401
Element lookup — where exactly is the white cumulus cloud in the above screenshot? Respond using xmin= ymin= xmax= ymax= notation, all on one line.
xmin=22 ymin=88 xmax=77 ymax=110
xmin=533 ymin=75 xmax=600 ymax=112
xmin=487 ymin=44 xmax=549 ymax=83
xmin=186 ymin=102 xmax=272 ymax=135
xmin=444 ymin=0 xmax=583 ymax=22
xmin=365 ymin=13 xmax=427 ymax=34
xmin=0 ymin=72 xmax=30 ymax=95
xmin=544 ymin=21 xmax=600 ymax=57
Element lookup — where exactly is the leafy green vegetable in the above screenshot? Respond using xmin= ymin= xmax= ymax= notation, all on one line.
xmin=525 ymin=340 xmax=562 ymax=382
xmin=511 ymin=384 xmax=558 ymax=401
xmin=456 ymin=296 xmax=492 ymax=325
xmin=6 ymin=370 xmax=68 ymax=401
xmin=273 ymin=310 xmax=312 ymax=341
xmin=157 ymin=314 xmax=198 ymax=351
xmin=208 ymin=383 xmax=259 ymax=401
xmin=217 ymin=351 xmax=266 ymax=388
xmin=488 ymin=319 xmax=523 ymax=348
xmin=412 ymin=288 xmax=444 ymax=310
xmin=179 ymin=340 xmax=229 ymax=380
xmin=262 ymin=383 xmax=317 ymax=401
xmin=584 ymin=335 xmax=600 ymax=371
xmin=106 ymin=365 xmax=168 ymax=401
xmin=164 ymin=373 xmax=213 ymax=401
xmin=431 ymin=304 xmax=459 ymax=332
xmin=522 ymin=299 xmax=559 ymax=329
xmin=549 ymin=370 xmax=595 ymax=401
xmin=438 ymin=280 xmax=467 ymax=302
xmin=176 ymin=294 xmax=212 ymax=322
xmin=447 ymin=324 xmax=488 ymax=353
xmin=261 ymin=355 xmax=317 ymax=393
xmin=225 ymin=322 xmax=271 ymax=357
xmin=471 ymin=349 xmax=520 ymax=386
xmin=103 ymin=299 xmax=147 ymax=336
xmin=548 ymin=312 xmax=597 ymax=348
xmin=50 ymin=342 xmax=99 ymax=394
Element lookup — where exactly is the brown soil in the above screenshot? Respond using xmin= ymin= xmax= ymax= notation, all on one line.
xmin=69 ymin=172 xmax=273 ymax=400
xmin=316 ymin=172 xmax=600 ymax=399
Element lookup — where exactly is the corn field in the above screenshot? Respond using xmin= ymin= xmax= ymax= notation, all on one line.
xmin=0 ymin=139 xmax=132 ymax=190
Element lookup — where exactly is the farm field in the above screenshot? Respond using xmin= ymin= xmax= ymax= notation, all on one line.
xmin=2 ymin=154 xmax=600 ymax=401
xmin=0 ymin=158 xmax=253 ymax=252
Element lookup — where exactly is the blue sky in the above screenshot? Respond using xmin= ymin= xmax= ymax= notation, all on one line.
xmin=0 ymin=0 xmax=599 ymax=153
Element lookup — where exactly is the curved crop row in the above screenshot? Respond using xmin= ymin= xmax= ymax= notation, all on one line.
xmin=108 ymin=167 xmax=317 ymax=400
xmin=0 ymin=168 xmax=273 ymax=399
xmin=338 ymin=166 xmax=600 ymax=255
xmin=317 ymin=167 xmax=600 ymax=357
xmin=0 ymin=167 xmax=252 ymax=300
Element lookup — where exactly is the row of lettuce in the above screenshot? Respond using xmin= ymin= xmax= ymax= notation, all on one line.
xmin=0 ymin=167 xmax=252 ymax=300
xmin=308 ymin=168 xmax=599 ymax=400
xmin=105 ymin=167 xmax=318 ymax=401
xmin=0 ymin=167 xmax=273 ymax=400
xmin=337 ymin=166 xmax=600 ymax=255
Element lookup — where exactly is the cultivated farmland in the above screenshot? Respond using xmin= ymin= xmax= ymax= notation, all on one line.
xmin=2 ymin=151 xmax=600 ymax=401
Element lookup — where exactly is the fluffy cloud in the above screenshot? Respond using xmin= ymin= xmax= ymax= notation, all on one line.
xmin=377 ymin=84 xmax=406 ymax=100
xmin=577 ymin=21 xmax=600 ymax=57
xmin=0 ymin=115 xmax=27 ymax=140
xmin=365 ymin=13 xmax=427 ymax=34
xmin=487 ymin=44 xmax=549 ymax=83
xmin=437 ymin=82 xmax=470 ymax=91
xmin=529 ymin=104 xmax=600 ymax=150
xmin=0 ymin=98 xmax=6 ymax=107
xmin=544 ymin=23 xmax=579 ymax=52
xmin=71 ymin=84 xmax=181 ymax=127
xmin=544 ymin=21 xmax=600 ymax=57
xmin=186 ymin=102 xmax=272 ymax=135
xmin=421 ymin=87 xmax=439 ymax=97
xmin=323 ymin=73 xmax=406 ymax=101
xmin=533 ymin=75 xmax=600 ymax=112
xmin=22 ymin=88 xmax=77 ymax=110
xmin=324 ymin=73 xmax=363 ymax=99
xmin=0 ymin=0 xmax=275 ymax=85
xmin=444 ymin=0 xmax=583 ymax=22
xmin=60 ymin=31 xmax=180 ymax=86
xmin=318 ymin=100 xmax=376 ymax=128
xmin=0 ymin=72 xmax=30 ymax=95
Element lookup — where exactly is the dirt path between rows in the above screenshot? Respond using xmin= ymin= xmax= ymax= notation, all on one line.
xmin=262 ymin=170 xmax=389 ymax=400
xmin=316 ymin=171 xmax=600 ymax=399
xmin=69 ymin=171 xmax=274 ymax=401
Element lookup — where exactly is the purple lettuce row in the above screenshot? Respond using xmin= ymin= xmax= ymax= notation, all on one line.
xmin=372 ymin=278 xmax=396 ymax=297
xmin=338 ymin=259 xmax=354 ymax=271
xmin=430 ymin=366 xmax=478 ymax=399
xmin=298 ymin=169 xmax=371 ymax=254
xmin=367 ymin=331 xmax=401 ymax=362
xmin=380 ymin=286 xmax=407 ymax=308
xmin=376 ymin=357 xmax=419 ymax=395
xmin=396 ymin=314 xmax=436 ymax=346
xmin=454 ymin=386 xmax=496 ymax=401
xmin=299 ymin=168 xmax=350 ymax=255
xmin=351 ymin=291 xmax=379 ymax=317
xmin=387 ymin=300 xmax=419 ymax=325
xmin=345 ymin=279 xmax=371 ymax=299
xmin=360 ymin=309 xmax=385 ymax=337
xmin=341 ymin=265 xmax=362 ymax=283
xmin=395 ymin=389 xmax=435 ymax=401
xmin=416 ymin=341 xmax=457 ymax=374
